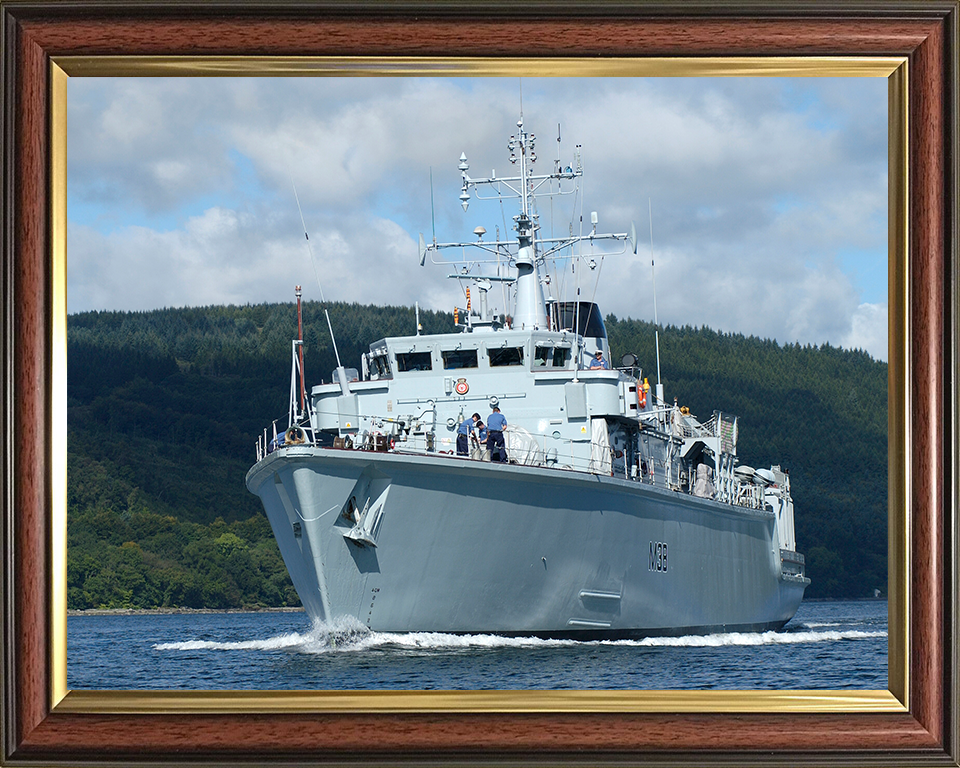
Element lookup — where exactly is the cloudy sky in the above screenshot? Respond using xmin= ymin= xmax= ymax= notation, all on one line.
xmin=67 ymin=76 xmax=888 ymax=360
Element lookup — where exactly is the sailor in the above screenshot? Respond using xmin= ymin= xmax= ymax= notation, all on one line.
xmin=471 ymin=420 xmax=488 ymax=460
xmin=486 ymin=406 xmax=508 ymax=463
xmin=589 ymin=350 xmax=609 ymax=369
xmin=457 ymin=413 xmax=481 ymax=456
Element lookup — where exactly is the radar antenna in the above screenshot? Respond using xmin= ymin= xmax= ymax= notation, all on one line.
xmin=418 ymin=115 xmax=636 ymax=335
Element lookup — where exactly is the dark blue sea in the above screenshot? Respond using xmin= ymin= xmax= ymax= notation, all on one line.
xmin=67 ymin=599 xmax=887 ymax=690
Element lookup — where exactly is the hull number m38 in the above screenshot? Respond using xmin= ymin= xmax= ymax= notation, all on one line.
xmin=649 ymin=541 xmax=668 ymax=573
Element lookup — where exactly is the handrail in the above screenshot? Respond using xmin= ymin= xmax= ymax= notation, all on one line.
xmin=254 ymin=411 xmax=777 ymax=513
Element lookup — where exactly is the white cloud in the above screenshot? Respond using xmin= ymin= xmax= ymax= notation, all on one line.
xmin=67 ymin=205 xmax=459 ymax=315
xmin=841 ymin=302 xmax=888 ymax=360
xmin=66 ymin=76 xmax=888 ymax=362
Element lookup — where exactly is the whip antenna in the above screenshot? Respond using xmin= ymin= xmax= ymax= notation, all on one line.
xmin=293 ymin=181 xmax=350 ymax=395
xmin=649 ymin=197 xmax=664 ymax=406
xmin=430 ymin=168 xmax=437 ymax=246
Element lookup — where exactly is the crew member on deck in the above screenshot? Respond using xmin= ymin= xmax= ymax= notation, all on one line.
xmin=486 ymin=406 xmax=508 ymax=463
xmin=589 ymin=350 xmax=609 ymax=369
xmin=472 ymin=420 xmax=488 ymax=460
xmin=457 ymin=413 xmax=481 ymax=456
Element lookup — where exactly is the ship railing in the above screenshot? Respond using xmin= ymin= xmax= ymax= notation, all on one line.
xmin=700 ymin=414 xmax=719 ymax=435
xmin=252 ymin=410 xmax=771 ymax=514
xmin=672 ymin=418 xmax=708 ymax=440
xmin=255 ymin=415 xmax=317 ymax=461
xmin=671 ymin=414 xmax=740 ymax=454
xmin=733 ymin=482 xmax=769 ymax=511
xmin=254 ymin=407 xmax=742 ymax=500
xmin=252 ymin=416 xmax=775 ymax=507
xmin=255 ymin=408 xmax=644 ymax=478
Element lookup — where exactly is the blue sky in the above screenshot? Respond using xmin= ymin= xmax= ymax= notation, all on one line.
xmin=66 ymin=76 xmax=888 ymax=360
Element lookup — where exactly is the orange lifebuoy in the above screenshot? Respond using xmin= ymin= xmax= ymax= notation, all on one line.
xmin=637 ymin=384 xmax=647 ymax=410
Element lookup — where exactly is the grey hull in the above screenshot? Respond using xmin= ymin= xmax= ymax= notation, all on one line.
xmin=246 ymin=446 xmax=808 ymax=637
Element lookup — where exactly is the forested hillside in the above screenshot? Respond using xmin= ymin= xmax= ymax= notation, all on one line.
xmin=67 ymin=301 xmax=887 ymax=609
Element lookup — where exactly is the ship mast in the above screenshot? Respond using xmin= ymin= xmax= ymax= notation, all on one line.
xmin=288 ymin=285 xmax=307 ymax=430
xmin=511 ymin=117 xmax=549 ymax=330
xmin=421 ymin=114 xmax=637 ymax=328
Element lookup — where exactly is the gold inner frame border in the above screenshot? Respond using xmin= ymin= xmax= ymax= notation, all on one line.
xmin=49 ymin=55 xmax=909 ymax=715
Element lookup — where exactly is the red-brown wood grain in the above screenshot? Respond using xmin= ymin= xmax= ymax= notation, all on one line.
xmin=2 ymin=5 xmax=955 ymax=765
xmin=16 ymin=712 xmax=943 ymax=755
xmin=12 ymin=22 xmax=51 ymax=749
xmin=907 ymin=15 xmax=947 ymax=749
xmin=15 ymin=16 xmax=943 ymax=57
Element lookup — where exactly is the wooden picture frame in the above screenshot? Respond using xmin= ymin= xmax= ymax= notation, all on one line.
xmin=2 ymin=3 xmax=957 ymax=765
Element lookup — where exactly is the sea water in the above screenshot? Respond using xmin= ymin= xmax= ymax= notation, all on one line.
xmin=67 ymin=599 xmax=887 ymax=690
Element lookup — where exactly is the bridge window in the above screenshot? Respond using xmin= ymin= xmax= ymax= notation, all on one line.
xmin=551 ymin=301 xmax=607 ymax=339
xmin=442 ymin=349 xmax=478 ymax=369
xmin=396 ymin=351 xmax=433 ymax=372
xmin=534 ymin=345 xmax=570 ymax=368
xmin=489 ymin=347 xmax=524 ymax=367
xmin=369 ymin=353 xmax=392 ymax=379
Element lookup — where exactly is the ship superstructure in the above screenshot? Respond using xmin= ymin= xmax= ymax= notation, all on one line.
xmin=245 ymin=114 xmax=809 ymax=637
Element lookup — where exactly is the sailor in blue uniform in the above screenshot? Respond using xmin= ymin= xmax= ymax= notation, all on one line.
xmin=589 ymin=350 xmax=610 ymax=369
xmin=486 ymin=406 xmax=508 ymax=462
xmin=457 ymin=412 xmax=481 ymax=456
xmin=470 ymin=420 xmax=488 ymax=459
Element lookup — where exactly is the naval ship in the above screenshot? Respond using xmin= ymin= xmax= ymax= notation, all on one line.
xmin=245 ymin=114 xmax=810 ymax=638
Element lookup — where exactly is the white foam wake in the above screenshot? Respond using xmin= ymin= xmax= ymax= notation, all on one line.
xmin=153 ymin=616 xmax=371 ymax=652
xmin=614 ymin=628 xmax=886 ymax=648
xmin=153 ymin=632 xmax=311 ymax=652
xmin=153 ymin=616 xmax=885 ymax=654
